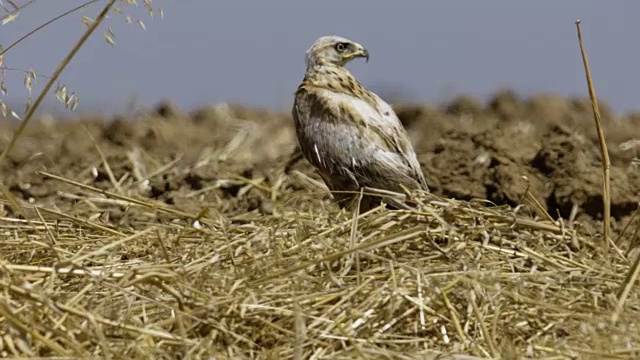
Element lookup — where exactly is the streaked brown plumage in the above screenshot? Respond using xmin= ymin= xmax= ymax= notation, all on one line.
xmin=292 ymin=35 xmax=428 ymax=211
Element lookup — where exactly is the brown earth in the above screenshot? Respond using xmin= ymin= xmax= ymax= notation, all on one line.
xmin=1 ymin=90 xmax=640 ymax=232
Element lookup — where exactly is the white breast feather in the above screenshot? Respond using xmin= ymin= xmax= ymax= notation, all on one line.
xmin=319 ymin=89 xmax=411 ymax=171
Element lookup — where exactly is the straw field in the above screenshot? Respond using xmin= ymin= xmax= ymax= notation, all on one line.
xmin=1 ymin=92 xmax=640 ymax=359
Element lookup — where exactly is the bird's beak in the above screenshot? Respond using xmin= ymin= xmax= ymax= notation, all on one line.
xmin=355 ymin=43 xmax=369 ymax=63
xmin=344 ymin=43 xmax=369 ymax=63
xmin=360 ymin=47 xmax=370 ymax=63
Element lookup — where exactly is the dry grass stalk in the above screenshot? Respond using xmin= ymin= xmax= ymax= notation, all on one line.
xmin=614 ymin=250 xmax=640 ymax=323
xmin=85 ymin=125 xmax=124 ymax=195
xmin=575 ymin=19 xmax=640 ymax=327
xmin=38 ymin=171 xmax=221 ymax=228
xmin=0 ymin=1 xmax=100 ymax=58
xmin=519 ymin=176 xmax=554 ymax=223
xmin=0 ymin=0 xmax=116 ymax=164
xmin=575 ymin=19 xmax=612 ymax=252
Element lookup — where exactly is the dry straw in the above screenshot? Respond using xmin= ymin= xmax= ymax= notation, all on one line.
xmin=1 ymin=177 xmax=639 ymax=358
xmin=574 ymin=19 xmax=612 ymax=252
xmin=574 ymin=19 xmax=640 ymax=327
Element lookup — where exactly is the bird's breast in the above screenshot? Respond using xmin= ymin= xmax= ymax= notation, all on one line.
xmin=319 ymin=90 xmax=388 ymax=127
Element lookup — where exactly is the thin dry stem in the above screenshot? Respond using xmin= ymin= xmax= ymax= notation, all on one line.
xmin=614 ymin=249 xmax=640 ymax=322
xmin=0 ymin=1 xmax=100 ymax=58
xmin=0 ymin=0 xmax=116 ymax=163
xmin=575 ymin=19 xmax=612 ymax=252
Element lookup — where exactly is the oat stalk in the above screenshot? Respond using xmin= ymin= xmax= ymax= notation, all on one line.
xmin=0 ymin=0 xmax=116 ymax=164
xmin=575 ymin=19 xmax=611 ymax=252
xmin=0 ymin=1 xmax=100 ymax=59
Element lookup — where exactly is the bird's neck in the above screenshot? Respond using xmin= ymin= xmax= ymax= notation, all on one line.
xmin=301 ymin=64 xmax=377 ymax=107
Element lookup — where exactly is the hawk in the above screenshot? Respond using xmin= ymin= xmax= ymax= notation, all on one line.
xmin=292 ymin=35 xmax=428 ymax=212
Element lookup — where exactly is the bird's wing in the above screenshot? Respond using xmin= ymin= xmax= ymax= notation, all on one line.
xmin=293 ymin=87 xmax=360 ymax=191
xmin=367 ymin=92 xmax=428 ymax=191
xmin=293 ymin=86 xmax=427 ymax=192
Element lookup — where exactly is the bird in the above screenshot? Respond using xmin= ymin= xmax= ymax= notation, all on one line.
xmin=291 ymin=35 xmax=428 ymax=212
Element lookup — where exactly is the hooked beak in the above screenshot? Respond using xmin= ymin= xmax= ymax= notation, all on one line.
xmin=344 ymin=43 xmax=369 ymax=63
xmin=360 ymin=47 xmax=370 ymax=63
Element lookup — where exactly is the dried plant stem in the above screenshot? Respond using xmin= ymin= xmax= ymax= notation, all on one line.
xmin=616 ymin=203 xmax=640 ymax=247
xmin=520 ymin=176 xmax=554 ymax=222
xmin=0 ymin=0 xmax=34 ymax=23
xmin=613 ymin=250 xmax=640 ymax=322
xmin=625 ymin=220 xmax=640 ymax=258
xmin=0 ymin=0 xmax=116 ymax=164
xmin=350 ymin=188 xmax=363 ymax=285
xmin=38 ymin=171 xmax=215 ymax=225
xmin=575 ymin=19 xmax=611 ymax=252
xmin=0 ymin=180 xmax=25 ymax=218
xmin=469 ymin=290 xmax=498 ymax=357
xmin=0 ymin=278 xmax=190 ymax=343
xmin=0 ymin=1 xmax=100 ymax=59
xmin=84 ymin=125 xmax=124 ymax=195
xmin=0 ymin=302 xmax=71 ymax=356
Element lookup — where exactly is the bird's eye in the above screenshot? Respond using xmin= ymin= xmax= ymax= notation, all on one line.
xmin=335 ymin=42 xmax=347 ymax=52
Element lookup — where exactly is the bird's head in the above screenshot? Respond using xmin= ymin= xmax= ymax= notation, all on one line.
xmin=305 ymin=35 xmax=369 ymax=70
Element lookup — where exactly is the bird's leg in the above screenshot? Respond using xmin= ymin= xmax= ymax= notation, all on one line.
xmin=283 ymin=147 xmax=305 ymax=174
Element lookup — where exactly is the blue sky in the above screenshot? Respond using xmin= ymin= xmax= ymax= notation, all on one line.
xmin=1 ymin=1 xmax=638 ymax=116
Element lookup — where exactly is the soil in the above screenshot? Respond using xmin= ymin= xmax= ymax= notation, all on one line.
xmin=1 ymin=91 xmax=640 ymax=232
